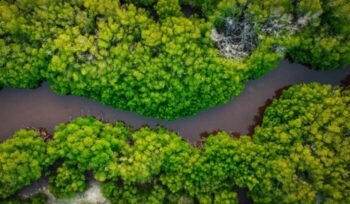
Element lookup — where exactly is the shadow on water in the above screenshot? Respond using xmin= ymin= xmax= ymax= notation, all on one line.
xmin=246 ymin=85 xmax=290 ymax=136
xmin=341 ymin=74 xmax=350 ymax=87
xmin=1 ymin=60 xmax=350 ymax=143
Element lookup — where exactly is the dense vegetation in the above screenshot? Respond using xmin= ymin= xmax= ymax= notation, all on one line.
xmin=0 ymin=193 xmax=48 ymax=204
xmin=0 ymin=130 xmax=48 ymax=199
xmin=1 ymin=83 xmax=349 ymax=203
xmin=1 ymin=0 xmax=349 ymax=119
xmin=250 ymin=83 xmax=350 ymax=203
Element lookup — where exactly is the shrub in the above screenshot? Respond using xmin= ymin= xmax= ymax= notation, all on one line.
xmin=287 ymin=27 xmax=350 ymax=69
xmin=46 ymin=117 xmax=131 ymax=197
xmin=0 ymin=130 xmax=47 ymax=199
xmin=48 ymin=163 xmax=88 ymax=198
xmin=251 ymin=83 xmax=350 ymax=203
xmin=155 ymin=0 xmax=182 ymax=19
xmin=102 ymin=182 xmax=168 ymax=204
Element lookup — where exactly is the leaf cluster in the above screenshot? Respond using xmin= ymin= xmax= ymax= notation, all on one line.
xmin=0 ymin=130 xmax=47 ymax=199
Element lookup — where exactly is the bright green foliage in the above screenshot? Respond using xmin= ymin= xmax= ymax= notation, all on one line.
xmin=212 ymin=189 xmax=238 ymax=204
xmin=251 ymin=83 xmax=350 ymax=203
xmin=126 ymin=0 xmax=156 ymax=6
xmin=155 ymin=0 xmax=182 ymax=19
xmin=0 ymin=0 xmax=91 ymax=88
xmin=103 ymin=126 xmax=197 ymax=203
xmin=45 ymin=5 xmax=244 ymax=119
xmin=127 ymin=0 xmax=221 ymax=16
xmin=1 ymin=0 xmax=348 ymax=119
xmin=181 ymin=132 xmax=265 ymax=198
xmin=0 ymin=130 xmax=47 ymax=199
xmin=197 ymin=188 xmax=238 ymax=204
xmin=1 ymin=84 xmax=349 ymax=203
xmin=102 ymin=130 xmax=243 ymax=203
xmin=0 ymin=0 xmax=47 ymax=88
xmin=244 ymin=37 xmax=285 ymax=79
xmin=159 ymin=135 xmax=196 ymax=194
xmin=0 ymin=39 xmax=48 ymax=88
xmin=47 ymin=117 xmax=131 ymax=197
xmin=48 ymin=163 xmax=88 ymax=198
xmin=102 ymin=182 xmax=168 ymax=204
xmin=115 ymin=126 xmax=191 ymax=183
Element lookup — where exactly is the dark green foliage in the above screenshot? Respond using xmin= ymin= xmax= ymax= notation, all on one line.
xmin=0 ymin=193 xmax=48 ymax=204
xmin=285 ymin=0 xmax=350 ymax=69
xmin=214 ymin=0 xmax=350 ymax=70
xmin=287 ymin=27 xmax=350 ymax=70
xmin=181 ymin=0 xmax=221 ymax=16
xmin=320 ymin=0 xmax=350 ymax=36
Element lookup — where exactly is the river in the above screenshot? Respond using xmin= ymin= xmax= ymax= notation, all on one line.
xmin=1 ymin=60 xmax=349 ymax=143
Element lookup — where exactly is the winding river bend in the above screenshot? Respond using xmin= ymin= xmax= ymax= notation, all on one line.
xmin=1 ymin=60 xmax=350 ymax=143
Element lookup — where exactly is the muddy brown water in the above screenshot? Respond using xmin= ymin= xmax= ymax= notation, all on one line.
xmin=1 ymin=60 xmax=350 ymax=203
xmin=1 ymin=60 xmax=350 ymax=143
